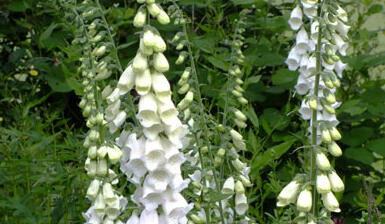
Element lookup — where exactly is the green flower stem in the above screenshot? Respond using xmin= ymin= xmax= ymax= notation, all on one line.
xmin=183 ymin=21 xmax=227 ymax=224
xmin=311 ymin=0 xmax=325 ymax=218
xmin=95 ymin=0 xmax=140 ymax=127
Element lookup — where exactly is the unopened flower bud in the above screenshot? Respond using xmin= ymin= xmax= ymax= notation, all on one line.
xmin=89 ymin=130 xmax=100 ymax=142
xmin=329 ymin=126 xmax=341 ymax=140
xmin=157 ymin=10 xmax=170 ymax=25
xmin=234 ymin=109 xmax=247 ymax=121
xmin=277 ymin=180 xmax=300 ymax=207
xmin=175 ymin=52 xmax=187 ymax=65
xmin=201 ymin=146 xmax=208 ymax=153
xmin=92 ymin=45 xmax=106 ymax=57
xmin=143 ymin=30 xmax=156 ymax=48
xmin=309 ymin=96 xmax=318 ymax=110
xmin=297 ymin=189 xmax=312 ymax=212
xmin=172 ymin=32 xmax=183 ymax=43
xmin=321 ymin=128 xmax=332 ymax=143
xmin=232 ymin=158 xmax=245 ymax=172
xmin=236 ymin=78 xmax=244 ymax=84
xmin=94 ymin=193 xmax=106 ymax=214
xmin=153 ymin=52 xmax=169 ymax=72
xmin=316 ymin=173 xmax=331 ymax=193
xmin=88 ymin=146 xmax=98 ymax=159
xmin=237 ymin=97 xmax=248 ymax=105
xmin=328 ymin=141 xmax=342 ymax=157
xmin=234 ymin=119 xmax=247 ymax=128
xmin=190 ymin=214 xmax=205 ymax=224
xmin=132 ymin=52 xmax=148 ymax=72
xmin=153 ymin=34 xmax=167 ymax=52
xmin=217 ymin=148 xmax=226 ymax=157
xmin=328 ymin=171 xmax=344 ymax=192
xmin=321 ymin=192 xmax=340 ymax=212
xmin=103 ymin=182 xmax=116 ymax=205
xmin=235 ymin=193 xmax=248 ymax=215
xmin=235 ymin=180 xmax=245 ymax=194
xmin=147 ymin=3 xmax=161 ymax=17
xmin=96 ymin=159 xmax=108 ymax=176
xmin=323 ymin=89 xmax=336 ymax=104
xmin=232 ymin=90 xmax=242 ymax=97
xmin=97 ymin=146 xmax=108 ymax=158
xmin=133 ymin=7 xmax=147 ymax=28
xmin=108 ymin=146 xmax=123 ymax=164
xmin=316 ymin=152 xmax=331 ymax=171
xmin=83 ymin=105 xmax=91 ymax=117
xmin=239 ymin=175 xmax=252 ymax=187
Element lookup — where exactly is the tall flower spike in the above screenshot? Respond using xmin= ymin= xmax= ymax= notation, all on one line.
xmin=74 ymin=1 xmax=128 ymax=223
xmin=278 ymin=0 xmax=349 ymax=221
xmin=118 ymin=1 xmax=191 ymax=223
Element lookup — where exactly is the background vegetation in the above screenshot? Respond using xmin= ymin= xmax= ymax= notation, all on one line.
xmin=0 ymin=0 xmax=384 ymax=223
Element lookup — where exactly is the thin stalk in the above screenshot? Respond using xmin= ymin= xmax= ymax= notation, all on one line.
xmin=310 ymin=0 xmax=324 ymax=217
xmin=95 ymin=0 xmax=140 ymax=127
xmin=183 ymin=22 xmax=227 ymax=224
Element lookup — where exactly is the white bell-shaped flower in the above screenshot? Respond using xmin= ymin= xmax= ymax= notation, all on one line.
xmin=288 ymin=5 xmax=303 ymax=30
xmin=296 ymin=28 xmax=309 ymax=54
xmin=153 ymin=52 xmax=169 ymax=72
xmin=296 ymin=189 xmax=312 ymax=212
xmin=132 ymin=52 xmax=148 ymax=73
xmin=139 ymin=38 xmax=154 ymax=56
xmin=135 ymin=69 xmax=152 ymax=95
xmin=146 ymin=169 xmax=172 ymax=192
xmin=103 ymin=182 xmax=117 ymax=206
xmin=137 ymin=93 xmax=160 ymax=127
xmin=306 ymin=56 xmax=316 ymax=74
xmin=286 ymin=48 xmax=301 ymax=71
xmin=86 ymin=179 xmax=101 ymax=200
xmin=143 ymin=124 xmax=164 ymax=140
xmin=107 ymin=145 xmax=123 ymax=164
xmin=301 ymin=0 xmax=317 ymax=9
xmin=118 ymin=65 xmax=135 ymax=95
xmin=165 ymin=153 xmax=185 ymax=175
xmin=277 ymin=180 xmax=300 ymax=207
xmin=158 ymin=98 xmax=179 ymax=126
xmin=334 ymin=61 xmax=347 ymax=78
xmin=303 ymin=6 xmax=317 ymax=18
xmin=316 ymin=173 xmax=331 ymax=193
xmin=83 ymin=207 xmax=103 ymax=224
xmin=139 ymin=209 xmax=159 ymax=224
xmin=109 ymin=111 xmax=127 ymax=133
xmin=142 ymin=180 xmax=164 ymax=210
xmin=299 ymin=55 xmax=309 ymax=73
xmin=151 ymin=71 xmax=171 ymax=102
xmin=105 ymin=99 xmax=120 ymax=121
xmin=162 ymin=192 xmax=189 ymax=222
xmin=334 ymin=34 xmax=348 ymax=56
xmin=235 ymin=193 xmax=248 ymax=215
xmin=153 ymin=34 xmax=167 ymax=52
xmin=94 ymin=193 xmax=106 ymax=215
xmin=133 ymin=7 xmax=146 ymax=28
xmin=337 ymin=5 xmax=348 ymax=23
xmin=126 ymin=212 xmax=140 ymax=224
xmin=296 ymin=74 xmax=311 ymax=95
xmin=106 ymin=88 xmax=120 ymax=104
xmin=105 ymin=197 xmax=120 ymax=219
xmin=336 ymin=20 xmax=350 ymax=37
xmin=310 ymin=21 xmax=319 ymax=41
xmin=144 ymin=138 xmax=166 ymax=171
xmin=321 ymin=192 xmax=341 ymax=213
xmin=222 ymin=176 xmax=235 ymax=194
xmin=328 ymin=171 xmax=344 ymax=192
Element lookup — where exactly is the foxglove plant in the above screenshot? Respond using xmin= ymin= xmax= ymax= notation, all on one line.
xmin=278 ymin=0 xmax=349 ymax=222
xmin=115 ymin=0 xmax=192 ymax=223
xmin=72 ymin=1 xmax=129 ymax=223
xmin=166 ymin=2 xmax=253 ymax=223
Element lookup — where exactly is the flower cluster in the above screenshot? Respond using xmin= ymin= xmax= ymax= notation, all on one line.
xmin=278 ymin=0 xmax=349 ymax=221
xmin=75 ymin=2 xmax=127 ymax=223
xmin=115 ymin=1 xmax=191 ymax=223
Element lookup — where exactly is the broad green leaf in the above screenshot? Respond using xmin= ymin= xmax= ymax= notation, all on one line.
xmin=246 ymin=105 xmax=259 ymax=132
xmin=341 ymin=127 xmax=374 ymax=147
xmin=339 ymin=99 xmax=367 ymax=116
xmin=368 ymin=138 xmax=385 ymax=157
xmin=252 ymin=138 xmax=296 ymax=171
xmin=7 ymin=0 xmax=30 ymax=12
xmin=206 ymin=56 xmax=230 ymax=71
xmin=271 ymin=69 xmax=298 ymax=85
xmin=367 ymin=4 xmax=383 ymax=15
xmin=344 ymin=147 xmax=374 ymax=165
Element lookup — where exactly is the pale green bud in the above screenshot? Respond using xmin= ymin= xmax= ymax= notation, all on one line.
xmin=190 ymin=214 xmax=205 ymax=224
xmin=92 ymin=45 xmax=107 ymax=57
xmin=237 ymin=97 xmax=248 ymax=105
xmin=157 ymin=10 xmax=170 ymax=25
xmin=153 ymin=52 xmax=169 ymax=72
xmin=296 ymin=189 xmax=312 ymax=212
xmin=133 ymin=7 xmax=147 ymax=28
xmin=175 ymin=52 xmax=187 ymax=65
xmin=316 ymin=152 xmax=331 ymax=171
xmin=234 ymin=119 xmax=247 ymax=128
xmin=217 ymin=148 xmax=226 ymax=157
xmin=239 ymin=175 xmax=252 ymax=187
xmin=328 ymin=141 xmax=342 ymax=157
xmin=96 ymin=159 xmax=108 ymax=176
xmin=309 ymin=96 xmax=318 ymax=110
xmin=89 ymin=129 xmax=100 ymax=142
xmin=316 ymin=173 xmax=331 ymax=193
xmin=329 ymin=126 xmax=341 ymax=140
xmin=234 ymin=109 xmax=247 ymax=121
xmin=83 ymin=105 xmax=91 ymax=117
xmin=321 ymin=128 xmax=332 ymax=143
xmin=147 ymin=3 xmax=161 ymax=17
xmin=178 ymin=83 xmax=190 ymax=95
xmin=235 ymin=180 xmax=245 ymax=194
xmin=232 ymin=90 xmax=242 ymax=97
xmin=88 ymin=146 xmax=98 ymax=159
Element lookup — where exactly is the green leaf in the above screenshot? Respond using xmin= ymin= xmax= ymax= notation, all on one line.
xmin=206 ymin=56 xmax=230 ymax=71
xmin=367 ymin=4 xmax=383 ymax=15
xmin=344 ymin=147 xmax=374 ymax=165
xmin=7 ymin=0 xmax=30 ymax=12
xmin=39 ymin=23 xmax=60 ymax=47
xmin=341 ymin=127 xmax=374 ymax=147
xmin=232 ymin=0 xmax=263 ymax=5
xmin=246 ymin=105 xmax=259 ymax=132
xmin=339 ymin=99 xmax=367 ymax=116
xmin=260 ymin=108 xmax=290 ymax=134
xmin=368 ymin=138 xmax=385 ymax=157
xmin=252 ymin=138 xmax=296 ymax=171
xmin=271 ymin=69 xmax=298 ymax=85
xmin=245 ymin=75 xmax=261 ymax=86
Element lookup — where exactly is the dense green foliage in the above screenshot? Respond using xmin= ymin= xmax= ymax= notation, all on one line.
xmin=0 ymin=0 xmax=384 ymax=223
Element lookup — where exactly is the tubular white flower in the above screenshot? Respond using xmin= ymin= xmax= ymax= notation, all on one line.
xmin=316 ymin=173 xmax=331 ymax=194
xmin=153 ymin=52 xmax=170 ymax=72
xmin=296 ymin=28 xmax=309 ymax=54
xmin=288 ymin=5 xmax=303 ymax=30
xmin=94 ymin=193 xmax=106 ymax=215
xmin=277 ymin=180 xmax=300 ymax=206
xmin=117 ymin=65 xmax=135 ymax=95
xmin=235 ymin=193 xmax=248 ymax=215
xmin=135 ymin=69 xmax=152 ymax=95
xmin=109 ymin=111 xmax=127 ymax=133
xmin=328 ymin=171 xmax=344 ymax=192
xmin=107 ymin=145 xmax=123 ymax=164
xmin=151 ymin=71 xmax=171 ymax=101
xmin=137 ymin=93 xmax=160 ymax=127
xmin=139 ymin=38 xmax=154 ymax=56
xmin=336 ymin=20 xmax=350 ymax=37
xmin=144 ymin=138 xmax=166 ymax=171
xmin=87 ymin=179 xmax=101 ymax=200
xmin=143 ymin=30 xmax=156 ymax=48
xmin=222 ymin=177 xmax=235 ymax=194
xmin=132 ymin=52 xmax=148 ymax=73
xmin=310 ymin=20 xmax=319 ymax=41
xmin=296 ymin=74 xmax=311 ymax=95
xmin=286 ymin=48 xmax=301 ymax=71
xmin=321 ymin=192 xmax=341 ymax=213
xmin=133 ymin=7 xmax=147 ymax=28
xmin=153 ymin=34 xmax=167 ymax=52
xmin=126 ymin=212 xmax=139 ymax=224
xmin=139 ymin=209 xmax=159 ymax=224
xmin=296 ymin=189 xmax=312 ymax=212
